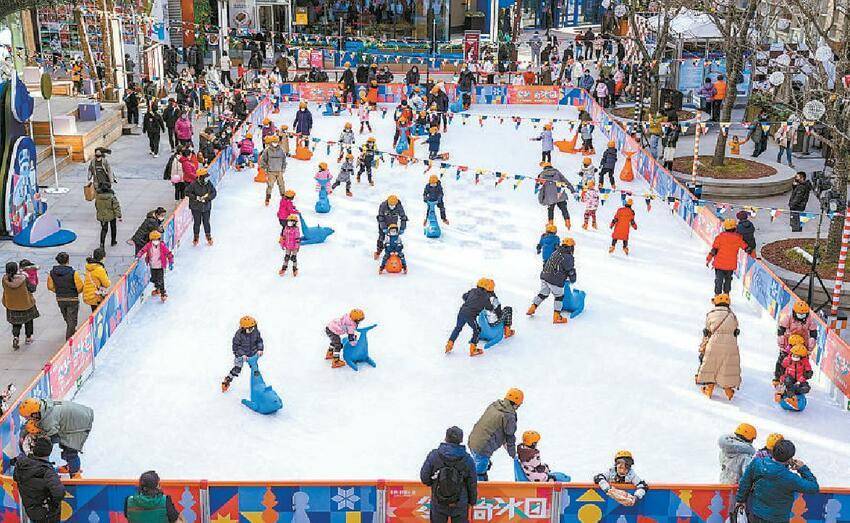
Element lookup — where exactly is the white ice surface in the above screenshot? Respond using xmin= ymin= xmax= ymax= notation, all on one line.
xmin=72 ymin=104 xmax=850 ymax=485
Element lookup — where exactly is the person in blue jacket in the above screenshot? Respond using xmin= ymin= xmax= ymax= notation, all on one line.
xmin=425 ymin=126 xmax=443 ymax=160
xmin=420 ymin=426 xmax=478 ymax=523
xmin=293 ymin=101 xmax=313 ymax=149
xmin=735 ymin=439 xmax=819 ymax=523
xmin=536 ymin=224 xmax=560 ymax=263
xmin=221 ymin=316 xmax=264 ymax=392
xmin=531 ymin=124 xmax=554 ymax=163
xmin=424 ymin=175 xmax=449 ymax=224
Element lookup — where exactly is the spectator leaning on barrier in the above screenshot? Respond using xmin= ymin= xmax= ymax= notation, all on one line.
xmin=131 ymin=207 xmax=168 ymax=255
xmin=736 ymin=440 xmax=819 ymax=523
xmin=124 ymin=470 xmax=181 ymax=523
xmin=13 ymin=436 xmax=65 ymax=523
xmin=18 ymin=398 xmax=94 ymax=479
xmin=420 ymin=426 xmax=478 ymax=523
xmin=468 ymin=388 xmax=522 ymax=481
xmin=47 ymin=252 xmax=84 ymax=341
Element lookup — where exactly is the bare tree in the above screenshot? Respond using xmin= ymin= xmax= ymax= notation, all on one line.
xmin=781 ymin=0 xmax=850 ymax=257
xmin=74 ymin=5 xmax=103 ymax=99
xmin=625 ymin=0 xmax=681 ymax=113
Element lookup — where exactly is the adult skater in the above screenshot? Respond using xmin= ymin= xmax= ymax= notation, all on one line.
xmin=221 ymin=316 xmax=264 ymax=392
xmin=186 ymin=168 xmax=217 ymax=246
xmin=259 ymin=135 xmax=287 ymax=206
xmin=706 ymin=218 xmax=751 ymax=295
xmin=468 ymin=388 xmax=523 ymax=480
xmin=18 ymin=398 xmax=94 ymax=478
xmin=445 ymin=278 xmax=496 ymax=356
xmin=13 ymin=436 xmax=65 ymax=523
xmin=735 ymin=440 xmax=819 ymax=523
xmin=536 ymin=161 xmax=576 ymax=229
xmin=696 ymin=294 xmax=741 ymax=400
xmin=526 ymin=237 xmax=576 ymax=324
xmin=719 ymin=423 xmax=756 ymax=484
xmin=420 ymin=426 xmax=478 ymax=523
xmin=374 ymin=195 xmax=408 ymax=260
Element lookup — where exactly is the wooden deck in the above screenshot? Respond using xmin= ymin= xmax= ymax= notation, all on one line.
xmin=30 ymin=97 xmax=125 ymax=162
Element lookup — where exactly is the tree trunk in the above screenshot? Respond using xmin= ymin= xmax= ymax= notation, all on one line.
xmin=826 ymin=139 xmax=850 ymax=260
xmin=711 ymin=59 xmax=740 ymax=167
xmin=100 ymin=0 xmax=115 ymax=96
xmin=75 ymin=6 xmax=102 ymax=99
xmin=512 ymin=0 xmax=523 ymax=43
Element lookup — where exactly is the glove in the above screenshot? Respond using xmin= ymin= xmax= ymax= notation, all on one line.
xmin=169 ymin=262 xmax=174 ymax=271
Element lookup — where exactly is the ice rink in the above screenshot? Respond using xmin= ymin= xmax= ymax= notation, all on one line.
xmin=71 ymin=103 xmax=850 ymax=484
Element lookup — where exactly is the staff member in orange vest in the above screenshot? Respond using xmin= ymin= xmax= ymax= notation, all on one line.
xmin=711 ymin=75 xmax=727 ymax=122
xmin=706 ymin=219 xmax=752 ymax=295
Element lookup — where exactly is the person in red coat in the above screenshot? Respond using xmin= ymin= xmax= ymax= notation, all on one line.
xmin=776 ymin=345 xmax=813 ymax=409
xmin=609 ymin=199 xmax=637 ymax=255
xmin=706 ymin=219 xmax=752 ymax=295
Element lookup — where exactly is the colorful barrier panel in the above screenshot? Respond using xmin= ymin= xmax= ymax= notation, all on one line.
xmin=60 ymin=481 xmax=203 ymax=522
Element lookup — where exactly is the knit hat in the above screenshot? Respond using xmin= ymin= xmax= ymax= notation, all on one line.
xmin=772 ymin=439 xmax=796 ymax=463
xmin=445 ymin=426 xmax=464 ymax=445
xmin=736 ymin=210 xmax=749 ymax=220
xmin=31 ymin=437 xmax=52 ymax=458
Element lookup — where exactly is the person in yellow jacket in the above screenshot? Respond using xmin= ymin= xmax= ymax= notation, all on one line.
xmin=82 ymin=248 xmax=111 ymax=312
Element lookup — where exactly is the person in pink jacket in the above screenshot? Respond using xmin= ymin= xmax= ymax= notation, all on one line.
xmin=315 ymin=162 xmax=333 ymax=193
xmin=325 ymin=309 xmax=365 ymax=368
xmin=178 ymin=150 xmax=198 ymax=190
xmin=236 ymin=133 xmax=256 ymax=170
xmin=137 ymin=230 xmax=174 ymax=302
xmin=175 ymin=113 xmax=194 ymax=148
xmin=277 ymin=190 xmax=299 ymax=229
xmin=278 ymin=214 xmax=301 ymax=277
xmin=774 ymin=301 xmax=818 ymax=384
xmin=581 ymin=180 xmax=600 ymax=230
xmin=358 ymin=99 xmax=372 ymax=134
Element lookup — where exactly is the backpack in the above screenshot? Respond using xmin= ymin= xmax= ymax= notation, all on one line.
xmin=433 ymin=458 xmax=465 ymax=507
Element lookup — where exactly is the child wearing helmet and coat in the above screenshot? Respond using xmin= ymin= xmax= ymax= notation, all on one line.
xmin=277 ymin=190 xmax=299 ymax=229
xmin=445 ymin=278 xmax=498 ymax=356
xmin=332 ymin=154 xmax=355 ymax=197
xmin=516 ymin=431 xmax=569 ymax=482
xmin=706 ymin=219 xmax=751 ymax=294
xmin=423 ymin=175 xmax=448 ymax=224
xmin=593 ymin=451 xmax=648 ymax=506
xmin=777 ymin=345 xmax=813 ymax=408
xmin=610 ymin=199 xmax=637 ymax=254
xmin=527 ymin=238 xmax=577 ymax=324
xmin=578 ymin=157 xmax=596 ymax=187
xmin=599 ymin=141 xmax=618 ymax=189
xmin=222 ymin=317 xmax=264 ymax=391
xmin=357 ymin=139 xmax=377 ymax=185
xmin=137 ymin=231 xmax=174 ymax=302
xmin=375 ymin=196 xmax=408 ymax=259
xmin=582 ymin=181 xmax=600 ymax=230
xmin=338 ymin=123 xmax=356 ymax=161
xmin=379 ymin=224 xmax=407 ymax=274
xmin=774 ymin=301 xmax=817 ymax=385
xmin=279 ymin=214 xmax=301 ymax=276
xmin=536 ymin=224 xmax=560 ymax=263
xmin=531 ymin=124 xmax=554 ymax=163
xmin=315 ymin=162 xmax=333 ymax=193
xmin=326 ymin=309 xmax=365 ymax=368
xmin=718 ymin=423 xmax=756 ymax=484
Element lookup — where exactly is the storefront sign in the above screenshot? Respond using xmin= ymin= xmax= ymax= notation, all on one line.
xmin=463 ymin=31 xmax=481 ymax=63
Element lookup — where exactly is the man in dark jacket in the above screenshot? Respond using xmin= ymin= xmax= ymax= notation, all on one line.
xmin=131 ymin=207 xmax=167 ymax=254
xmin=457 ymin=66 xmax=476 ymax=109
xmin=293 ymin=102 xmax=313 ymax=149
xmin=123 ymin=85 xmax=140 ymax=125
xmin=736 ymin=439 xmax=819 ymax=523
xmin=405 ymin=66 xmax=420 ymax=89
xmin=527 ymin=238 xmax=576 ymax=324
xmin=222 ymin=316 xmax=264 ymax=392
xmin=13 ymin=437 xmax=65 ymax=523
xmin=233 ymin=91 xmax=248 ymax=122
xmin=374 ymin=195 xmax=408 ymax=259
xmin=162 ymin=99 xmax=180 ymax=151
xmin=468 ymin=388 xmax=523 ymax=480
xmin=186 ymin=169 xmax=217 ymax=245
xmin=445 ymin=278 xmax=495 ymax=356
xmin=788 ymin=171 xmax=812 ymax=232
xmin=142 ymin=104 xmax=166 ymax=157
xmin=356 ymin=63 xmax=369 ymax=83
xmin=736 ymin=210 xmax=757 ymax=256
xmin=423 ymin=176 xmax=448 ymax=224
xmin=599 ymin=141 xmax=618 ymax=189
xmin=341 ymin=62 xmax=356 ymax=104
xmin=47 ymin=252 xmax=84 ymax=340
xmin=420 ymin=426 xmax=478 ymax=523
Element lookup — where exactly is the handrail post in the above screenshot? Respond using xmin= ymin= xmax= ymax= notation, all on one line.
xmin=549 ymin=482 xmax=561 ymax=523
xmin=200 ymin=480 xmax=210 ymax=523
xmin=376 ymin=479 xmax=386 ymax=523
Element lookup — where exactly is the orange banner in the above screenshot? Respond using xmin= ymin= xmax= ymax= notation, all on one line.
xmin=507 ymin=86 xmax=563 ymax=105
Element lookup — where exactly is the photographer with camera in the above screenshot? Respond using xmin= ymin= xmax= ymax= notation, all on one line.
xmin=87 ymin=148 xmax=115 ymax=194
xmin=735 ymin=439 xmax=819 ymax=523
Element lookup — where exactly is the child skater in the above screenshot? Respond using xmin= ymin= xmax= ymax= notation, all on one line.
xmin=379 ymin=223 xmax=407 ymax=274
xmin=357 ymin=138 xmax=377 ymax=186
xmin=599 ymin=140 xmax=618 ymax=189
xmin=579 ymin=157 xmax=596 ymax=187
xmin=423 ymin=174 xmax=449 ymax=224
xmin=277 ymin=190 xmax=299 ymax=229
xmin=582 ymin=180 xmax=600 ymax=230
xmin=338 ymin=122 xmax=356 ymax=161
xmin=315 ymin=162 xmax=333 ymax=193
xmin=325 ymin=309 xmax=365 ymax=368
xmin=532 ymin=123 xmax=554 ymax=163
xmin=332 ymin=153 xmax=355 ymax=197
xmin=279 ymin=214 xmax=301 ymax=276
xmin=536 ymin=224 xmax=559 ymax=263
xmin=221 ymin=316 xmax=264 ymax=392
xmin=137 ymin=230 xmax=174 ymax=302
xmin=579 ymin=120 xmax=595 ymax=154
xmin=609 ymin=198 xmax=637 ymax=254
xmin=425 ymin=126 xmax=442 ymax=160
xmin=358 ymin=97 xmax=372 ymax=134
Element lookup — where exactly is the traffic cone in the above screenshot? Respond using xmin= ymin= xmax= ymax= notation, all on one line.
xmin=619 ymin=151 xmax=635 ymax=182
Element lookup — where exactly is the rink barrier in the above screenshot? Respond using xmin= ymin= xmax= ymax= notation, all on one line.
xmin=574 ymin=91 xmax=850 ymax=406
xmin=0 ymin=98 xmax=272 ymax=480
xmin=1 ymin=477 xmax=850 ymax=522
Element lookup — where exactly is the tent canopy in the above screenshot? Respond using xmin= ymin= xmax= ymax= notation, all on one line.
xmin=644 ymin=8 xmax=723 ymax=40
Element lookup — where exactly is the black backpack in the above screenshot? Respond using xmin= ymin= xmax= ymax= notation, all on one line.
xmin=433 ymin=458 xmax=465 ymax=507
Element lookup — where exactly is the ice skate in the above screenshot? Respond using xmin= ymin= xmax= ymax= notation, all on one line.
xmin=331 ymin=358 xmax=347 ymax=368
xmin=608 ymin=245 xmax=615 ymax=254
xmin=279 ymin=266 xmax=287 ymax=276
xmin=724 ymin=387 xmax=735 ymax=400
xmin=160 ymin=294 xmax=167 ymax=303
xmin=445 ymin=340 xmax=454 ymax=353
xmin=503 ymin=326 xmax=515 ymax=338
xmin=623 ymin=246 xmax=630 ymax=255
xmin=565 ymin=219 xmax=571 ymax=230
xmin=469 ymin=343 xmax=484 ymax=356
xmin=292 ymin=267 xmax=298 ymax=277
xmin=553 ymin=311 xmax=568 ymax=324
xmin=325 ymin=349 xmax=334 ymax=360
xmin=265 ymin=195 xmax=270 ymax=206
xmin=221 ymin=376 xmax=232 ymax=392
xmin=151 ymin=289 xmax=160 ymax=296
xmin=526 ymin=304 xmax=537 ymax=316
xmin=206 ymin=235 xmax=214 ymax=246
xmin=702 ymin=384 xmax=715 ymax=398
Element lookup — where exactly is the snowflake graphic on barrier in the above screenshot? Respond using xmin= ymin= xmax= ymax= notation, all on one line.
xmin=332 ymin=488 xmax=360 ymax=510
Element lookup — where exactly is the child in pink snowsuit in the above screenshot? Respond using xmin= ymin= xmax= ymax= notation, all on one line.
xmin=277 ymin=191 xmax=299 ymax=228
xmin=315 ymin=164 xmax=333 ymax=193
xmin=137 ymin=231 xmax=174 ymax=301
xmin=774 ymin=302 xmax=818 ymax=383
xmin=19 ymin=260 xmax=38 ymax=289
xmin=278 ymin=214 xmax=301 ymax=276
xmin=237 ymin=135 xmax=255 ymax=169
xmin=325 ymin=310 xmax=364 ymax=368
xmin=358 ymin=104 xmax=372 ymax=134
xmin=581 ymin=181 xmax=600 ymax=230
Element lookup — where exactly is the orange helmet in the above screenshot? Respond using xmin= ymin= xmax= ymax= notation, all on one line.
xmin=504 ymin=388 xmax=524 ymax=406
xmin=522 ymin=430 xmax=541 ymax=446
xmin=18 ymin=398 xmax=41 ymax=418
xmin=349 ymin=309 xmax=365 ymax=322
xmin=793 ymin=301 xmax=810 ymax=315
xmin=239 ymin=316 xmax=257 ymax=329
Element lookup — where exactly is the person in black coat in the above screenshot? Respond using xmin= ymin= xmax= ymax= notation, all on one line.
xmin=221 ymin=316 xmax=264 ymax=392
xmin=599 ymin=142 xmax=618 ymax=189
xmin=356 ymin=63 xmax=369 ymax=84
xmin=341 ymin=63 xmax=356 ymax=104
xmin=131 ymin=207 xmax=167 ymax=254
xmin=446 ymin=278 xmax=496 ymax=356
xmin=374 ymin=195 xmax=408 ymax=259
xmin=736 ymin=210 xmax=757 ymax=256
xmin=186 ymin=169 xmax=217 ymax=245
xmin=405 ymin=66 xmax=420 ymax=89
xmin=788 ymin=171 xmax=812 ymax=232
xmin=13 ymin=437 xmax=66 ymax=523
xmin=457 ymin=67 xmax=476 ymax=109
xmin=162 ymin=99 xmax=180 ymax=151
xmin=124 ymin=85 xmax=140 ymax=125
xmin=47 ymin=252 xmax=83 ymax=340
xmin=420 ymin=426 xmax=478 ymax=523
xmin=428 ymin=90 xmax=450 ymax=132
xmin=423 ymin=176 xmax=448 ymax=224
xmin=527 ymin=239 xmax=576 ymax=323
xmin=142 ymin=104 xmax=166 ymax=157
